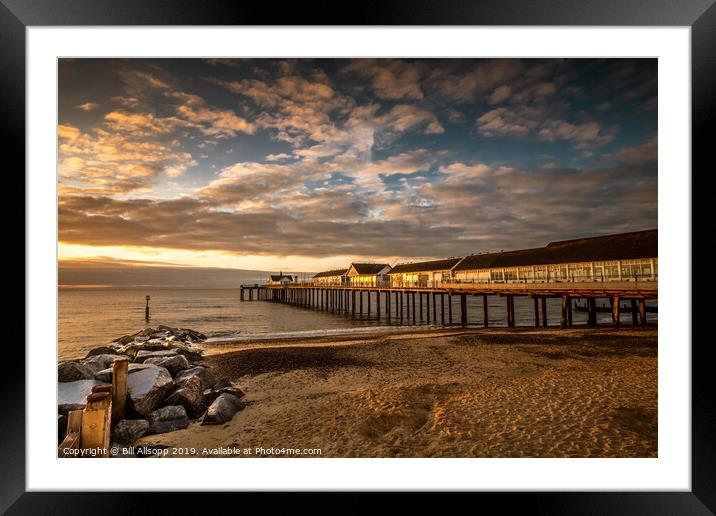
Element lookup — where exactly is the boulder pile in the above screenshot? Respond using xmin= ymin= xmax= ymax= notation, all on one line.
xmin=58 ymin=326 xmax=246 ymax=453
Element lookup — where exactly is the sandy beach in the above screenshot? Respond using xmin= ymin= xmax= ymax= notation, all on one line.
xmin=135 ymin=326 xmax=657 ymax=458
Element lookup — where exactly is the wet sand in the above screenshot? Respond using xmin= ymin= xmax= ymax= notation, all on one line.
xmin=137 ymin=327 xmax=657 ymax=457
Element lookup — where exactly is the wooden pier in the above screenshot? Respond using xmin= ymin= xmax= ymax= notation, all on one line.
xmin=240 ymin=280 xmax=657 ymax=328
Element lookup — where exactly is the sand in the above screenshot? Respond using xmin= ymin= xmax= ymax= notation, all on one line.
xmin=136 ymin=327 xmax=657 ymax=458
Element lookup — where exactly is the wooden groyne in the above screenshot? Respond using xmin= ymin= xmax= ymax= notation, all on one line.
xmin=240 ymin=281 xmax=657 ymax=328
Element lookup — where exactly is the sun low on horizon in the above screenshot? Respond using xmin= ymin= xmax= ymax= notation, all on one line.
xmin=58 ymin=58 xmax=657 ymax=281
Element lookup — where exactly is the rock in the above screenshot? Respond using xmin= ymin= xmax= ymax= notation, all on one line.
xmin=134 ymin=349 xmax=179 ymax=363
xmin=81 ymin=354 xmax=124 ymax=374
xmin=112 ymin=419 xmax=150 ymax=444
xmin=175 ymin=366 xmax=215 ymax=391
xmin=203 ymin=379 xmax=245 ymax=407
xmin=144 ymin=354 xmax=191 ymax=376
xmin=58 ymin=361 xmax=95 ymax=382
xmin=58 ymin=379 xmax=102 ymax=414
xmin=146 ymin=405 xmax=189 ymax=434
xmin=94 ymin=362 xmax=156 ymax=383
xmin=84 ymin=346 xmax=122 ymax=358
xmin=58 ymin=414 xmax=67 ymax=442
xmin=202 ymin=393 xmax=245 ymax=425
xmin=164 ymin=376 xmax=204 ymax=418
xmin=127 ymin=366 xmax=174 ymax=416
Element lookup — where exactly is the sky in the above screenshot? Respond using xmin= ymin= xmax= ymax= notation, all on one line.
xmin=58 ymin=58 xmax=657 ymax=284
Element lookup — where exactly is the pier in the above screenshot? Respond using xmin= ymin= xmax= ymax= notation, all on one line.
xmin=240 ymin=230 xmax=658 ymax=329
xmin=240 ymin=280 xmax=657 ymax=328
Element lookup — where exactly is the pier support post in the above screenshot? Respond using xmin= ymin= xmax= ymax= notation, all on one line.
xmin=432 ymin=293 xmax=437 ymax=323
xmin=631 ymin=299 xmax=639 ymax=325
xmin=426 ymin=293 xmax=431 ymax=323
xmin=506 ymin=295 xmax=515 ymax=327
xmin=448 ymin=294 xmax=452 ymax=325
xmin=386 ymin=292 xmax=391 ymax=320
xmin=419 ymin=293 xmax=423 ymax=322
xmin=533 ymin=297 xmax=539 ymax=327
xmin=359 ymin=290 xmax=363 ymax=314
xmin=638 ymin=299 xmax=647 ymax=326
xmin=567 ymin=296 xmax=573 ymax=327
xmin=560 ymin=295 xmax=569 ymax=328
xmin=412 ymin=292 xmax=417 ymax=323
xmin=376 ymin=290 xmax=381 ymax=319
xmin=541 ymin=297 xmax=548 ymax=327
xmin=483 ymin=295 xmax=489 ymax=327
xmin=460 ymin=294 xmax=467 ymax=327
xmin=611 ymin=296 xmax=620 ymax=327
xmin=367 ymin=291 xmax=371 ymax=316
xmin=440 ymin=294 xmax=445 ymax=325
xmin=587 ymin=298 xmax=597 ymax=327
xmin=240 ymin=288 xmax=244 ymax=302
xmin=399 ymin=292 xmax=403 ymax=321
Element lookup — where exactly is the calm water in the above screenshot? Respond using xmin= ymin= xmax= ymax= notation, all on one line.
xmin=59 ymin=287 xmax=657 ymax=360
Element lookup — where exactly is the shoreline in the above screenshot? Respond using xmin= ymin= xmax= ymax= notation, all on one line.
xmin=199 ymin=324 xmax=657 ymax=355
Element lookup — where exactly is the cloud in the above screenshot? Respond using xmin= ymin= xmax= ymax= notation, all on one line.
xmin=487 ymin=85 xmax=512 ymax=104
xmin=76 ymin=102 xmax=98 ymax=111
xmin=605 ymin=135 xmax=657 ymax=164
xmin=58 ymin=123 xmax=196 ymax=194
xmin=476 ymin=106 xmax=617 ymax=148
xmin=343 ymin=59 xmax=425 ymax=100
xmin=428 ymin=59 xmax=523 ymax=102
xmin=266 ymin=153 xmax=292 ymax=161
xmin=170 ymin=92 xmax=255 ymax=137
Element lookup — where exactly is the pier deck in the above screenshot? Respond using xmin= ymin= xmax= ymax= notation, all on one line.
xmin=240 ymin=280 xmax=657 ymax=329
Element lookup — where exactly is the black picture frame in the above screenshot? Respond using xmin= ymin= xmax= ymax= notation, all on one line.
xmin=4 ymin=0 xmax=707 ymax=512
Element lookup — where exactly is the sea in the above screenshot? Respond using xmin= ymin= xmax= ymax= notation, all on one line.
xmin=58 ymin=287 xmax=658 ymax=360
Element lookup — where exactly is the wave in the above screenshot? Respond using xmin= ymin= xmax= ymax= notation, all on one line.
xmin=204 ymin=324 xmax=431 ymax=343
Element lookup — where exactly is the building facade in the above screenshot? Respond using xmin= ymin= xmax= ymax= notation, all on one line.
xmin=451 ymin=230 xmax=657 ymax=284
xmin=312 ymin=269 xmax=349 ymax=286
xmin=346 ymin=263 xmax=392 ymax=287
xmin=388 ymin=257 xmax=463 ymax=288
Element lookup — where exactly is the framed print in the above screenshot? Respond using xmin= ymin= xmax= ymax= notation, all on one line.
xmin=5 ymin=0 xmax=709 ymax=512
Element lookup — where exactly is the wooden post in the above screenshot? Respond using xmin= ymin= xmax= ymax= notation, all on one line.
xmin=460 ymin=294 xmax=467 ymax=327
xmin=441 ymin=294 xmax=445 ymax=325
xmin=611 ymin=296 xmax=620 ymax=327
xmin=533 ymin=297 xmax=539 ymax=327
xmin=567 ymin=296 xmax=573 ymax=327
xmin=419 ymin=293 xmax=423 ymax=322
xmin=376 ymin=290 xmax=381 ymax=319
xmin=631 ymin=299 xmax=639 ymax=325
xmin=506 ymin=295 xmax=514 ymax=327
xmin=412 ymin=292 xmax=417 ymax=323
xmin=426 ymin=293 xmax=431 ymax=323
xmin=367 ymin=290 xmax=371 ymax=316
xmin=81 ymin=392 xmax=112 ymax=457
xmin=240 ymin=288 xmax=244 ymax=302
xmin=448 ymin=294 xmax=452 ymax=325
xmin=638 ymin=299 xmax=647 ymax=326
xmin=541 ymin=297 xmax=548 ymax=327
xmin=59 ymin=410 xmax=83 ymax=457
xmin=386 ymin=291 xmax=391 ymax=320
xmin=399 ymin=292 xmax=403 ymax=321
xmin=359 ymin=290 xmax=363 ymax=314
xmin=145 ymin=295 xmax=150 ymax=321
xmin=111 ymin=357 xmax=128 ymax=425
xmin=432 ymin=293 xmax=437 ymax=323
xmin=560 ymin=295 xmax=568 ymax=328
xmin=587 ymin=298 xmax=597 ymax=327
xmin=480 ymin=295 xmax=487 ymax=327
